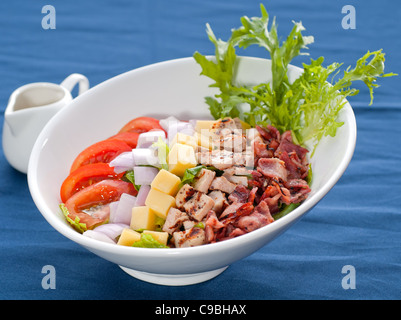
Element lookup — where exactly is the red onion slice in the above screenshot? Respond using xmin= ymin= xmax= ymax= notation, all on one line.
xmin=135 ymin=185 xmax=151 ymax=206
xmin=83 ymin=230 xmax=116 ymax=244
xmin=159 ymin=116 xmax=179 ymax=132
xmin=133 ymin=166 xmax=159 ymax=185
xmin=109 ymin=201 xmax=119 ymax=219
xmin=110 ymin=193 xmax=137 ymax=225
xmin=93 ymin=223 xmax=128 ymax=241
xmin=137 ymin=130 xmax=166 ymax=148
xmin=188 ymin=119 xmax=197 ymax=128
xmin=178 ymin=124 xmax=195 ymax=136
xmin=167 ymin=121 xmax=195 ymax=143
xmin=132 ymin=148 xmax=159 ymax=167
xmin=109 ymin=151 xmax=135 ymax=173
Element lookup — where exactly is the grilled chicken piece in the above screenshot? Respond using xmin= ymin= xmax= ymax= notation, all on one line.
xmin=173 ymin=227 xmax=206 ymax=248
xmin=193 ymin=168 xmax=216 ymax=193
xmin=211 ymin=117 xmax=242 ymax=132
xmin=175 ymin=184 xmax=196 ymax=209
xmin=223 ymin=174 xmax=248 ymax=186
xmin=210 ymin=118 xmax=246 ymax=153
xmin=183 ymin=219 xmax=196 ymax=230
xmin=162 ymin=207 xmax=188 ymax=235
xmin=183 ymin=191 xmax=215 ymax=222
xmin=200 ymin=149 xmax=236 ymax=170
xmin=212 ymin=129 xmax=246 ymax=152
xmin=209 ymin=176 xmax=236 ymax=194
xmin=223 ymin=165 xmax=252 ymax=176
xmin=207 ymin=190 xmax=229 ymax=215
xmin=196 ymin=148 xmax=252 ymax=170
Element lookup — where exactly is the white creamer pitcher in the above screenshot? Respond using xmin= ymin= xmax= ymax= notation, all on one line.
xmin=2 ymin=73 xmax=89 ymax=173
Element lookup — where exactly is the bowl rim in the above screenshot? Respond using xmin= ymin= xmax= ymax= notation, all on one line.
xmin=28 ymin=56 xmax=357 ymax=258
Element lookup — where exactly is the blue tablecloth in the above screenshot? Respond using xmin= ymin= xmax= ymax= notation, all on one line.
xmin=1 ymin=0 xmax=400 ymax=300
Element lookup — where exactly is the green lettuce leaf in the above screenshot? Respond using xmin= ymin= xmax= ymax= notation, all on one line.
xmin=154 ymin=216 xmax=165 ymax=232
xmin=180 ymin=165 xmax=224 ymax=187
xmin=180 ymin=165 xmax=206 ymax=187
xmin=273 ymin=203 xmax=301 ymax=220
xmin=193 ymin=221 xmax=205 ymax=229
xmin=152 ymin=137 xmax=169 ymax=171
xmin=123 ymin=170 xmax=141 ymax=191
xmin=59 ymin=203 xmax=87 ymax=234
xmin=132 ymin=233 xmax=169 ymax=248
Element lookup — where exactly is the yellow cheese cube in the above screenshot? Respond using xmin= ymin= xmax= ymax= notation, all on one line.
xmin=145 ymin=188 xmax=176 ymax=219
xmin=143 ymin=230 xmax=169 ymax=246
xmin=130 ymin=206 xmax=157 ymax=231
xmin=195 ymin=120 xmax=217 ymax=134
xmin=194 ymin=132 xmax=213 ymax=150
xmin=195 ymin=120 xmax=218 ymax=145
xmin=167 ymin=143 xmax=197 ymax=177
xmin=170 ymin=132 xmax=198 ymax=150
xmin=150 ymin=169 xmax=181 ymax=196
xmin=117 ymin=228 xmax=141 ymax=246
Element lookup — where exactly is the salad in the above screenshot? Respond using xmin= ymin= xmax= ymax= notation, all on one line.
xmin=60 ymin=116 xmax=311 ymax=248
xmin=59 ymin=5 xmax=394 ymax=248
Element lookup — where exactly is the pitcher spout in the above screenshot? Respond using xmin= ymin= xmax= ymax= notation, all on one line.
xmin=4 ymin=93 xmax=23 ymax=136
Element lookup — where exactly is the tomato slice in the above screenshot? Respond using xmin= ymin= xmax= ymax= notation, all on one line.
xmin=60 ymin=163 xmax=124 ymax=203
xmin=118 ymin=117 xmax=165 ymax=134
xmin=108 ymin=131 xmax=139 ymax=149
xmin=70 ymin=139 xmax=132 ymax=173
xmin=64 ymin=180 xmax=137 ymax=230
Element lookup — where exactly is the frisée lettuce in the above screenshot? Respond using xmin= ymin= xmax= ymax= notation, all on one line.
xmin=193 ymin=4 xmax=396 ymax=154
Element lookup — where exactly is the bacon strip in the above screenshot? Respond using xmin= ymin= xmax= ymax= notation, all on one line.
xmin=257 ymin=158 xmax=288 ymax=181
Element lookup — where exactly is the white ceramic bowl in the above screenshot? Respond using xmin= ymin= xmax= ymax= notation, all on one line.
xmin=27 ymin=57 xmax=357 ymax=286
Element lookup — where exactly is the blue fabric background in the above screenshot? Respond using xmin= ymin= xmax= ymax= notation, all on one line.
xmin=0 ymin=0 xmax=400 ymax=300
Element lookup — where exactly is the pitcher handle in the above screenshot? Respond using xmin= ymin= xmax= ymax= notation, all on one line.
xmin=60 ymin=73 xmax=89 ymax=96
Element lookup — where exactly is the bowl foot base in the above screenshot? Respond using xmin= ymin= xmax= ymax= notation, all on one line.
xmin=119 ymin=265 xmax=229 ymax=286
